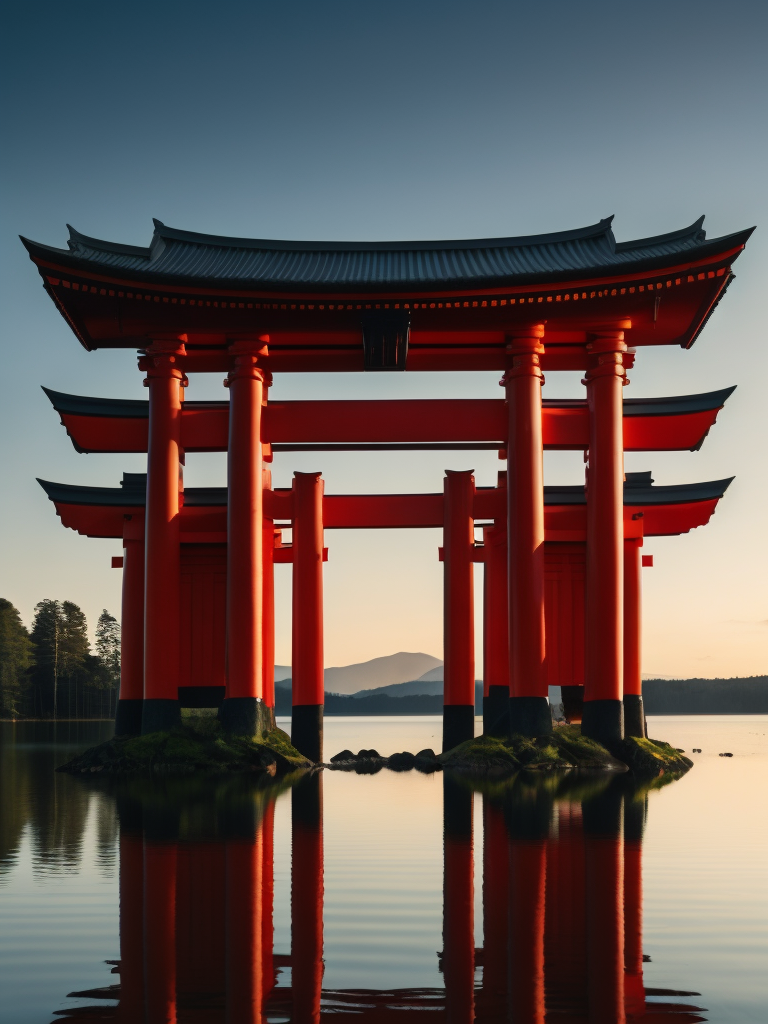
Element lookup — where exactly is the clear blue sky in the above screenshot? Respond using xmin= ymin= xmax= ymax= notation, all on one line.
xmin=1 ymin=0 xmax=766 ymax=676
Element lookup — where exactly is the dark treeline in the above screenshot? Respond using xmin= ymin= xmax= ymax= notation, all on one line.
xmin=643 ymin=676 xmax=768 ymax=714
xmin=275 ymin=683 xmax=484 ymax=716
xmin=276 ymin=678 xmax=768 ymax=716
xmin=0 ymin=598 xmax=120 ymax=719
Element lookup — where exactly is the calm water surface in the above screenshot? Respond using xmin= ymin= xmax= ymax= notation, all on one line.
xmin=0 ymin=716 xmax=766 ymax=1023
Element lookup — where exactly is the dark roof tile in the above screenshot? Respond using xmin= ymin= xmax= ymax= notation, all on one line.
xmin=21 ymin=217 xmax=754 ymax=292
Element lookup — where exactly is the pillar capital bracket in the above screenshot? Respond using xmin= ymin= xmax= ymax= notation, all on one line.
xmin=586 ymin=331 xmax=627 ymax=353
xmin=228 ymin=337 xmax=269 ymax=357
xmin=583 ymin=333 xmax=629 ymax=384
xmin=501 ymin=326 xmax=545 ymax=386
xmin=505 ymin=325 xmax=545 ymax=352
xmin=141 ymin=338 xmax=187 ymax=378
xmin=225 ymin=339 xmax=270 ymax=386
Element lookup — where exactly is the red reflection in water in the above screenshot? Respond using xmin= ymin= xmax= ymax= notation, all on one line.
xmin=55 ymin=776 xmax=707 ymax=1024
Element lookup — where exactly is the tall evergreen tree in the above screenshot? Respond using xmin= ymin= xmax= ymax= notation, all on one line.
xmin=60 ymin=602 xmax=90 ymax=719
xmin=30 ymin=600 xmax=90 ymax=718
xmin=0 ymin=599 xmax=34 ymax=718
xmin=30 ymin=600 xmax=63 ymax=718
xmin=95 ymin=610 xmax=120 ymax=717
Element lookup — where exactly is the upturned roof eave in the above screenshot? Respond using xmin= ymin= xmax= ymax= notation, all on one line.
xmin=42 ymin=387 xmax=736 ymax=420
xmin=20 ymin=227 xmax=754 ymax=295
xmin=39 ymin=478 xmax=733 ymax=510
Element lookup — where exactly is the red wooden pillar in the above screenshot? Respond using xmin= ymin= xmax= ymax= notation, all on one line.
xmin=624 ymin=796 xmax=646 ymax=1018
xmin=442 ymin=776 xmax=474 ymax=1024
xmin=480 ymin=797 xmax=509 ymax=1020
xmin=225 ymin=834 xmax=264 ymax=1024
xmin=583 ymin=789 xmax=625 ymax=1024
xmin=115 ymin=517 xmax=145 ymax=737
xmin=503 ymin=326 xmax=551 ymax=737
xmin=118 ymin=832 xmax=144 ymax=1022
xmin=483 ymin=518 xmax=509 ymax=737
xmin=142 ymin=340 xmax=185 ymax=734
xmin=291 ymin=775 xmax=324 ymax=1024
xmin=623 ymin=538 xmax=646 ymax=737
xmin=262 ymin=515 xmax=276 ymax=714
xmin=222 ymin=339 xmax=272 ymax=736
xmin=144 ymin=841 xmax=178 ymax=1024
xmin=292 ymin=472 xmax=324 ymax=762
xmin=583 ymin=331 xmax=628 ymax=743
xmin=442 ymin=469 xmax=476 ymax=752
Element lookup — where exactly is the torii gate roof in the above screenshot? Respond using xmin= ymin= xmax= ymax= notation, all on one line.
xmin=41 ymin=387 xmax=735 ymax=455
xmin=38 ymin=474 xmax=732 ymax=542
xmin=21 ymin=217 xmax=753 ymax=361
xmin=22 ymin=216 xmax=753 ymax=291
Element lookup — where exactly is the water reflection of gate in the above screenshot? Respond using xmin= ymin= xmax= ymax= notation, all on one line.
xmin=54 ymin=774 xmax=706 ymax=1024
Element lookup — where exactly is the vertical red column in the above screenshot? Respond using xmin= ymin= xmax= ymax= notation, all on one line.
xmin=483 ymin=517 xmax=509 ymax=737
xmin=623 ymin=538 xmax=646 ymax=737
xmin=262 ymin=516 xmax=276 ymax=715
xmin=225 ymin=832 xmax=264 ymax=1024
xmin=291 ymin=775 xmax=324 ymax=1024
xmin=583 ymin=331 xmax=628 ymax=744
xmin=442 ymin=469 xmax=476 ymax=752
xmin=583 ymin=787 xmax=625 ymax=1024
xmin=144 ymin=841 xmax=178 ymax=1024
xmin=503 ymin=326 xmax=551 ymax=737
xmin=623 ymin=795 xmax=646 ymax=1018
xmin=223 ymin=339 xmax=271 ymax=736
xmin=115 ymin=517 xmax=145 ymax=737
xmin=442 ymin=776 xmax=474 ymax=1024
xmin=480 ymin=797 xmax=509 ymax=1020
xmin=118 ymin=831 xmax=145 ymax=1022
xmin=291 ymin=472 xmax=324 ymax=762
xmin=142 ymin=340 xmax=185 ymax=734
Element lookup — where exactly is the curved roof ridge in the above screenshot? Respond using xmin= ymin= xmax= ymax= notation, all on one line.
xmin=615 ymin=216 xmax=706 ymax=252
xmin=67 ymin=224 xmax=151 ymax=259
xmin=150 ymin=216 xmax=617 ymax=253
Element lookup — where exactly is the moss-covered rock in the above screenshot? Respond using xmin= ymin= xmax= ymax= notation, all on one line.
xmin=438 ymin=725 xmax=691 ymax=778
xmin=610 ymin=735 xmax=693 ymax=776
xmin=56 ymin=721 xmax=311 ymax=776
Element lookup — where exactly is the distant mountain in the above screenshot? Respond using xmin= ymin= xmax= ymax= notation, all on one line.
xmin=323 ymin=652 xmax=443 ymax=695
xmin=414 ymin=665 xmax=445 ymax=683
xmin=275 ymin=665 xmax=291 ymax=681
xmin=353 ymin=678 xmax=444 ymax=699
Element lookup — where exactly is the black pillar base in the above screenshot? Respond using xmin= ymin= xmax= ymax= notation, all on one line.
xmin=561 ymin=685 xmax=584 ymax=724
xmin=114 ymin=698 xmax=143 ymax=737
xmin=141 ymin=698 xmax=181 ymax=735
xmin=442 ymin=704 xmax=475 ymax=753
xmin=509 ymin=696 xmax=552 ymax=738
xmin=581 ymin=699 xmax=624 ymax=745
xmin=483 ymin=686 xmax=510 ymax=738
xmin=623 ymin=694 xmax=646 ymax=738
xmin=219 ymin=697 xmax=275 ymax=738
xmin=291 ymin=704 xmax=323 ymax=763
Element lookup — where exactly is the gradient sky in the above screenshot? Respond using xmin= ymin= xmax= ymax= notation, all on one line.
xmin=1 ymin=0 xmax=766 ymax=678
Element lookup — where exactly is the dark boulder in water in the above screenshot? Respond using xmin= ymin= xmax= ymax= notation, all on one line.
xmin=330 ymin=749 xmax=355 ymax=763
xmin=387 ymin=751 xmax=416 ymax=771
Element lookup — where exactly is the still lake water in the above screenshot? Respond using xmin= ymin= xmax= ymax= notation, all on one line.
xmin=0 ymin=716 xmax=766 ymax=1023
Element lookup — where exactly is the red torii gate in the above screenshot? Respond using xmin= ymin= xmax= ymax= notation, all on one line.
xmin=23 ymin=214 xmax=750 ymax=754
